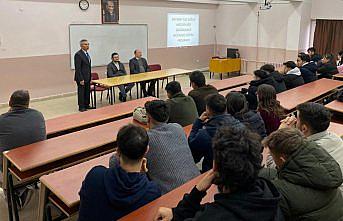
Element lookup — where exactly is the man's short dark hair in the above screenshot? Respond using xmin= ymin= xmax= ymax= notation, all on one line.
xmin=80 ymin=39 xmax=88 ymax=44
xmin=145 ymin=100 xmax=169 ymax=123
xmin=117 ymin=124 xmax=149 ymax=161
xmin=165 ymin=81 xmax=182 ymax=96
xmin=189 ymin=71 xmax=206 ymax=87
xmin=225 ymin=92 xmax=248 ymax=117
xmin=307 ymin=47 xmax=316 ymax=53
xmin=298 ymin=53 xmax=311 ymax=62
xmin=111 ymin=52 xmax=119 ymax=59
xmin=213 ymin=126 xmax=262 ymax=192
xmin=260 ymin=64 xmax=275 ymax=73
xmin=263 ymin=128 xmax=304 ymax=158
xmin=206 ymin=94 xmax=226 ymax=115
xmin=283 ymin=61 xmax=297 ymax=69
xmin=254 ymin=70 xmax=269 ymax=79
xmin=297 ymin=102 xmax=331 ymax=134
xmin=9 ymin=90 xmax=30 ymax=108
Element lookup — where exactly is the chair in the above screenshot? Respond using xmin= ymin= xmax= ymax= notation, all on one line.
xmin=90 ymin=73 xmax=108 ymax=105
xmin=149 ymin=64 xmax=167 ymax=88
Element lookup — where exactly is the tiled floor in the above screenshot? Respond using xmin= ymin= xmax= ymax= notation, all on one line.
xmin=0 ymin=72 xmax=225 ymax=221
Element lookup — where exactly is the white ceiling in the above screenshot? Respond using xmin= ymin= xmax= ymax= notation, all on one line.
xmin=166 ymin=0 xmax=304 ymax=4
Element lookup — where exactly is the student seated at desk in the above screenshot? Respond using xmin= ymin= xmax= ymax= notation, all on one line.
xmin=261 ymin=128 xmax=343 ymax=221
xmin=278 ymin=102 xmax=343 ymax=192
xmin=107 ymin=52 xmax=134 ymax=102
xmin=0 ymin=90 xmax=46 ymax=207
xmin=226 ymin=92 xmax=267 ymax=138
xmin=338 ymin=50 xmax=343 ymax=74
xmin=317 ymin=54 xmax=339 ymax=79
xmin=280 ymin=61 xmax=304 ymax=89
xmin=296 ymin=53 xmax=317 ymax=83
xmin=307 ymin=47 xmax=322 ymax=63
xmin=260 ymin=64 xmax=287 ymax=93
xmin=244 ymin=69 xmax=278 ymax=110
xmin=189 ymin=94 xmax=243 ymax=172
xmin=188 ymin=71 xmax=218 ymax=115
xmin=137 ymin=100 xmax=200 ymax=194
xmin=78 ymin=124 xmax=161 ymax=221
xmin=257 ymin=85 xmax=285 ymax=135
xmin=165 ymin=81 xmax=198 ymax=127
xmin=154 ymin=126 xmax=284 ymax=221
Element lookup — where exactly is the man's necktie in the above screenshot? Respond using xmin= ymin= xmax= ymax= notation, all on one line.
xmin=85 ymin=52 xmax=91 ymax=62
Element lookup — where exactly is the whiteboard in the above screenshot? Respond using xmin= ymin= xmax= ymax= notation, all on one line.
xmin=69 ymin=24 xmax=148 ymax=69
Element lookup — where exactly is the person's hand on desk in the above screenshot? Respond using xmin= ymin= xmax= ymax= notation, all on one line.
xmin=154 ymin=207 xmax=173 ymax=221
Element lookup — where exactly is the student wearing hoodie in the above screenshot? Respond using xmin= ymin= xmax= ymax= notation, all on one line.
xmin=244 ymin=69 xmax=278 ymax=110
xmin=280 ymin=61 xmax=304 ymax=89
xmin=296 ymin=53 xmax=317 ymax=83
xmin=260 ymin=64 xmax=287 ymax=93
xmin=307 ymin=47 xmax=322 ymax=63
xmin=154 ymin=126 xmax=284 ymax=221
xmin=78 ymin=124 xmax=161 ymax=221
xmin=189 ymin=94 xmax=244 ymax=172
xmin=279 ymin=102 xmax=343 ymax=193
xmin=226 ymin=92 xmax=267 ymax=138
xmin=165 ymin=81 xmax=198 ymax=127
xmin=262 ymin=128 xmax=343 ymax=221
xmin=317 ymin=53 xmax=339 ymax=79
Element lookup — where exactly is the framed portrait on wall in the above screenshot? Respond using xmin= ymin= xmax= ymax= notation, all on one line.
xmin=102 ymin=0 xmax=119 ymax=24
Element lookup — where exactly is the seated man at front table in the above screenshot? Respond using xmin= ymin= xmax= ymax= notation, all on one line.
xmin=129 ymin=49 xmax=155 ymax=97
xmin=165 ymin=81 xmax=198 ymax=127
xmin=0 ymin=90 xmax=46 ymax=207
xmin=107 ymin=52 xmax=134 ymax=102
xmin=189 ymin=94 xmax=243 ymax=172
xmin=188 ymin=70 xmax=218 ymax=115
xmin=154 ymin=126 xmax=284 ymax=221
xmin=78 ymin=124 xmax=161 ymax=221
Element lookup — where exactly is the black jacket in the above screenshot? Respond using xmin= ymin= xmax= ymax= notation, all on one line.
xmin=283 ymin=68 xmax=304 ymax=89
xmin=235 ymin=111 xmax=267 ymax=138
xmin=172 ymin=178 xmax=284 ymax=221
xmin=310 ymin=54 xmax=322 ymax=63
xmin=317 ymin=63 xmax=339 ymax=79
xmin=303 ymin=61 xmax=318 ymax=73
xmin=299 ymin=67 xmax=317 ymax=83
xmin=270 ymin=71 xmax=287 ymax=93
xmin=188 ymin=85 xmax=218 ymax=115
xmin=189 ymin=114 xmax=244 ymax=172
xmin=107 ymin=61 xmax=127 ymax=78
xmin=74 ymin=50 xmax=91 ymax=83
xmin=129 ymin=57 xmax=150 ymax=74
xmin=78 ymin=165 xmax=161 ymax=221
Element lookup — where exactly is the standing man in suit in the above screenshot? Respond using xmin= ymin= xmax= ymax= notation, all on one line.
xmin=129 ymin=49 xmax=155 ymax=97
xmin=74 ymin=39 xmax=92 ymax=112
xmin=107 ymin=52 xmax=134 ymax=102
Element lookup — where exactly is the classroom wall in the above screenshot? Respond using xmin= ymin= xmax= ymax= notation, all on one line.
xmin=311 ymin=0 xmax=343 ymax=19
xmin=0 ymin=0 xmax=216 ymax=103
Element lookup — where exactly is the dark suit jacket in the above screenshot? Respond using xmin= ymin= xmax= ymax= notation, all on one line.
xmin=74 ymin=50 xmax=91 ymax=83
xmin=107 ymin=62 xmax=126 ymax=78
xmin=129 ymin=57 xmax=150 ymax=74
xmin=299 ymin=67 xmax=317 ymax=83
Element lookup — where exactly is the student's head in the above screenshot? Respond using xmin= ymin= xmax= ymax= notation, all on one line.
xmin=205 ymin=94 xmax=227 ymax=117
xmin=253 ymin=70 xmax=269 ymax=80
xmin=296 ymin=102 xmax=331 ymax=137
xmin=212 ymin=126 xmax=262 ymax=193
xmin=322 ymin=53 xmax=335 ymax=64
xmin=106 ymin=0 xmax=115 ymax=13
xmin=9 ymin=90 xmax=30 ymax=109
xmin=263 ymin=128 xmax=305 ymax=168
xmin=145 ymin=100 xmax=169 ymax=127
xmin=116 ymin=124 xmax=149 ymax=164
xmin=282 ymin=61 xmax=297 ymax=73
xmin=111 ymin=52 xmax=120 ymax=62
xmin=260 ymin=64 xmax=275 ymax=73
xmin=134 ymin=49 xmax=142 ymax=58
xmin=225 ymin=92 xmax=248 ymax=118
xmin=257 ymin=84 xmax=284 ymax=117
xmin=189 ymin=71 xmax=206 ymax=89
xmin=297 ymin=53 xmax=311 ymax=67
xmin=165 ymin=81 xmax=182 ymax=99
xmin=80 ymin=39 xmax=89 ymax=51
xmin=307 ymin=47 xmax=316 ymax=56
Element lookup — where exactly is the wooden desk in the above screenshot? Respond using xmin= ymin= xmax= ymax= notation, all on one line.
xmin=219 ymin=85 xmax=248 ymax=96
xmin=92 ymin=68 xmax=192 ymax=107
xmin=333 ymin=73 xmax=343 ymax=80
xmin=3 ymin=117 xmax=135 ymax=221
xmin=277 ymin=79 xmax=343 ymax=112
xmin=209 ymin=58 xmax=241 ymax=80
xmin=37 ymin=124 xmax=195 ymax=221
xmin=329 ymin=122 xmax=343 ymax=137
xmin=325 ymin=100 xmax=343 ymax=114
xmin=46 ymin=97 xmax=155 ymax=138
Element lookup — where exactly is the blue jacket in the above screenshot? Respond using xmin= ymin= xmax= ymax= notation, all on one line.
xmin=300 ymin=63 xmax=317 ymax=83
xmin=235 ymin=111 xmax=267 ymax=138
xmin=188 ymin=114 xmax=244 ymax=172
xmin=78 ymin=165 xmax=161 ymax=221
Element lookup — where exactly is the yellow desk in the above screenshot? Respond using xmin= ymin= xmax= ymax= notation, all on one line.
xmin=91 ymin=68 xmax=192 ymax=108
xmin=209 ymin=58 xmax=241 ymax=80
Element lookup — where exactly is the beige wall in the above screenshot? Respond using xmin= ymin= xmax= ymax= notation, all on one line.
xmin=311 ymin=0 xmax=343 ymax=19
